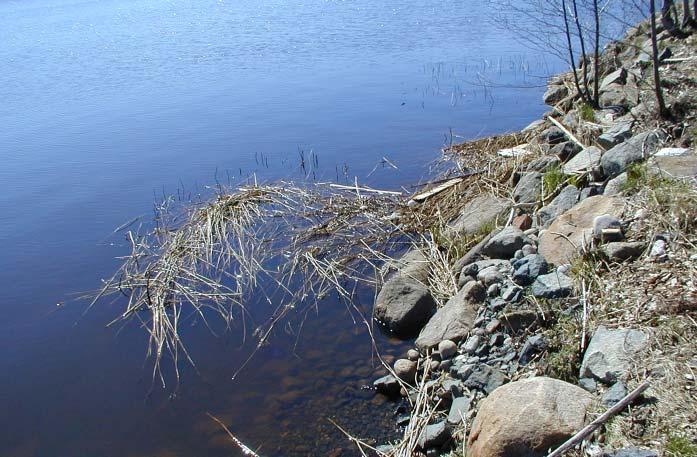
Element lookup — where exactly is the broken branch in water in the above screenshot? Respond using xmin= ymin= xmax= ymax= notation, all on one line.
xmin=207 ymin=413 xmax=262 ymax=457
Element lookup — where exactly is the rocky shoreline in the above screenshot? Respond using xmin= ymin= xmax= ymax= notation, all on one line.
xmin=366 ymin=19 xmax=697 ymax=457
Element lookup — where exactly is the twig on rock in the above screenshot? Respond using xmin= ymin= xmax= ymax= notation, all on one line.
xmin=546 ymin=381 xmax=651 ymax=457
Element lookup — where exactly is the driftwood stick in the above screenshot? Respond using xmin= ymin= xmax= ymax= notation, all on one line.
xmin=548 ymin=116 xmax=586 ymax=149
xmin=207 ymin=413 xmax=262 ymax=457
xmin=328 ymin=183 xmax=403 ymax=196
xmin=547 ymin=381 xmax=651 ymax=457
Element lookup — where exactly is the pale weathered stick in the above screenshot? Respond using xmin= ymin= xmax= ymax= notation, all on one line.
xmin=207 ymin=413 xmax=262 ymax=457
xmin=328 ymin=183 xmax=403 ymax=196
xmin=547 ymin=381 xmax=651 ymax=457
xmin=548 ymin=116 xmax=586 ymax=149
xmin=411 ymin=177 xmax=464 ymax=202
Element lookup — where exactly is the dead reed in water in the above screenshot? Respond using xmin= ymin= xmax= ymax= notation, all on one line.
xmin=95 ymin=182 xmax=418 ymax=384
xmin=94 ymin=130 xmax=534 ymax=385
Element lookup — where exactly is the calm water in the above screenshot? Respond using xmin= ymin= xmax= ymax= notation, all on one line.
xmin=0 ymin=0 xmax=556 ymax=455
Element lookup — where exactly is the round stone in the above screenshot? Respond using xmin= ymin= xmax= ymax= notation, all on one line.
xmin=438 ymin=340 xmax=458 ymax=359
xmin=393 ymin=359 xmax=417 ymax=381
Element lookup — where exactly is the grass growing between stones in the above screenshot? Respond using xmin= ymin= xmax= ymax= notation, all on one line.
xmin=542 ymin=164 xmax=569 ymax=199
xmin=666 ymin=434 xmax=697 ymax=457
xmin=537 ymin=299 xmax=585 ymax=383
xmin=579 ymin=102 xmax=595 ymax=122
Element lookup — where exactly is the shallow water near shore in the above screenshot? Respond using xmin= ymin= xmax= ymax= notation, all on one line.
xmin=0 ymin=0 xmax=557 ymax=455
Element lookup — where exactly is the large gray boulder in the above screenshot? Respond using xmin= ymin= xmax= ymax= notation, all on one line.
xmin=374 ymin=276 xmax=436 ymax=338
xmin=598 ymin=121 xmax=633 ymax=149
xmin=601 ymin=131 xmax=664 ymax=178
xmin=383 ymin=248 xmax=430 ymax=285
xmin=467 ymin=377 xmax=593 ymax=457
xmin=513 ymin=172 xmax=542 ymax=205
xmin=538 ymin=195 xmax=625 ymax=266
xmin=531 ymin=271 xmax=574 ymax=298
xmin=447 ymin=194 xmax=510 ymax=237
xmin=544 ymin=85 xmax=569 ymax=106
xmin=599 ymin=68 xmax=627 ymax=92
xmin=580 ymin=326 xmax=649 ymax=384
xmin=562 ymin=146 xmax=602 ymax=175
xmin=512 ymin=254 xmax=549 ymax=286
xmin=415 ymin=287 xmax=478 ymax=351
xmin=538 ymin=185 xmax=580 ymax=228
xmin=599 ymin=81 xmax=639 ymax=110
xmin=647 ymin=148 xmax=697 ymax=180
xmin=481 ymin=227 xmax=527 ymax=259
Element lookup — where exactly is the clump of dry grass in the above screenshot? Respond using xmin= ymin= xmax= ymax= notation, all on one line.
xmin=95 ymin=183 xmax=413 ymax=384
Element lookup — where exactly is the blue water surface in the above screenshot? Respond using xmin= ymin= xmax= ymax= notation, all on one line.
xmin=0 ymin=0 xmax=557 ymax=455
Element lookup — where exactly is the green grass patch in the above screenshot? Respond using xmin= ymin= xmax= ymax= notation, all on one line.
xmin=542 ymin=312 xmax=583 ymax=383
xmin=431 ymin=219 xmax=496 ymax=263
xmin=579 ymin=102 xmax=595 ymax=122
xmin=542 ymin=164 xmax=569 ymax=196
xmin=666 ymin=435 xmax=697 ymax=457
xmin=621 ymin=161 xmax=697 ymax=233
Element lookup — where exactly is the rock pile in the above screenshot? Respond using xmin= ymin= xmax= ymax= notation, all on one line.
xmin=366 ymin=18 xmax=697 ymax=457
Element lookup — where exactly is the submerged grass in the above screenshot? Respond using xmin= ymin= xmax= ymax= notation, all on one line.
xmin=95 ymin=182 xmax=413 ymax=385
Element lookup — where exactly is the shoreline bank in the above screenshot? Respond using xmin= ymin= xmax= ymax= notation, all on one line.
xmin=364 ymin=18 xmax=697 ymax=457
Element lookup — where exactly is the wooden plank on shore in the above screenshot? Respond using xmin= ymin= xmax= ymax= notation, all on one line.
xmin=410 ymin=177 xmax=464 ymax=202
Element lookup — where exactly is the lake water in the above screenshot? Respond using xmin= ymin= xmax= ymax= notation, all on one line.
xmin=0 ymin=0 xmax=557 ymax=455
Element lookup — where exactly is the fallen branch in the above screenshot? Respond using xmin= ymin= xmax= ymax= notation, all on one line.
xmin=547 ymin=380 xmax=650 ymax=457
xmin=207 ymin=413 xmax=262 ymax=457
xmin=548 ymin=116 xmax=586 ymax=150
xmin=328 ymin=183 xmax=403 ymax=196
xmin=410 ymin=177 xmax=464 ymax=203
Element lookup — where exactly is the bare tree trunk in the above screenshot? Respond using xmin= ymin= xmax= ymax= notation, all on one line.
xmin=662 ymin=0 xmax=679 ymax=34
xmin=562 ymin=0 xmax=586 ymax=100
xmin=593 ymin=0 xmax=600 ymax=107
xmin=681 ymin=0 xmax=695 ymax=27
xmin=571 ymin=0 xmax=592 ymax=102
xmin=651 ymin=0 xmax=670 ymax=118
